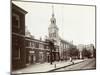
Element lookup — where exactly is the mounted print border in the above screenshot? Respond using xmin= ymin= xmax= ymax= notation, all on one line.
xmin=11 ymin=0 xmax=96 ymax=74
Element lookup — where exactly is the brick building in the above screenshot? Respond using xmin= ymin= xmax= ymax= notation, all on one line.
xmin=25 ymin=30 xmax=60 ymax=65
xmin=12 ymin=3 xmax=27 ymax=70
xmin=25 ymin=37 xmax=50 ymax=64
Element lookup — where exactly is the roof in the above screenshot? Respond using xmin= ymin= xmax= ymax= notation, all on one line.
xmin=60 ymin=38 xmax=75 ymax=47
xmin=25 ymin=36 xmax=48 ymax=45
xmin=60 ymin=39 xmax=70 ymax=44
xmin=12 ymin=3 xmax=28 ymax=14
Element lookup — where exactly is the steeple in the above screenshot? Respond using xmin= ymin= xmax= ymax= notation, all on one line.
xmin=52 ymin=5 xmax=54 ymax=17
xmin=50 ymin=5 xmax=56 ymax=24
xmin=48 ymin=5 xmax=59 ymax=41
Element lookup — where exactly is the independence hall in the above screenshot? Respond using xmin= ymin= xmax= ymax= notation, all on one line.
xmin=12 ymin=3 xmax=76 ymax=70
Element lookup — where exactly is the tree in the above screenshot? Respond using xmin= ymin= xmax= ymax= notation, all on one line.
xmin=93 ymin=48 xmax=96 ymax=58
xmin=45 ymin=39 xmax=55 ymax=64
xmin=67 ymin=47 xmax=80 ymax=59
xmin=82 ymin=48 xmax=92 ymax=58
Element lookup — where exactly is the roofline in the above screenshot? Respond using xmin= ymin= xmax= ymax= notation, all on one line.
xmin=25 ymin=36 xmax=47 ymax=44
xmin=12 ymin=3 xmax=28 ymax=14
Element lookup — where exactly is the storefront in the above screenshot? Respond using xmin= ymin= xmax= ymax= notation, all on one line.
xmin=38 ymin=51 xmax=44 ymax=63
xmin=28 ymin=51 xmax=36 ymax=64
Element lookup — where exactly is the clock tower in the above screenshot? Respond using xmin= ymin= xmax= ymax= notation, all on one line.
xmin=48 ymin=5 xmax=59 ymax=43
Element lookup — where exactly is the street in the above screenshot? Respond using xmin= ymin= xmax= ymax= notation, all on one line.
xmin=54 ymin=58 xmax=96 ymax=71
xmin=12 ymin=59 xmax=84 ymax=74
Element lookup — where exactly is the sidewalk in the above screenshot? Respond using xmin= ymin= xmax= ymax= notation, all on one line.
xmin=12 ymin=59 xmax=86 ymax=74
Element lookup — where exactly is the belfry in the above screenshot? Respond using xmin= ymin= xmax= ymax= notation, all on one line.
xmin=48 ymin=5 xmax=59 ymax=44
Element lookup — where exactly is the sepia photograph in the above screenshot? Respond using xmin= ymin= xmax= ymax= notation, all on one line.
xmin=11 ymin=0 xmax=96 ymax=74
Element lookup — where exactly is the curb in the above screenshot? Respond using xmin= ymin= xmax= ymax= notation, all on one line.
xmin=47 ymin=60 xmax=86 ymax=72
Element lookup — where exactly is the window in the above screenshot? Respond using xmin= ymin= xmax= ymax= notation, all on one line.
xmin=13 ymin=48 xmax=20 ymax=59
xmin=25 ymin=41 xmax=30 ymax=47
xmin=39 ymin=52 xmax=44 ymax=62
xmin=31 ymin=42 xmax=34 ymax=47
xmin=44 ymin=45 xmax=47 ymax=49
xmin=39 ymin=43 xmax=44 ymax=49
xmin=52 ymin=20 xmax=54 ymax=23
xmin=34 ymin=42 xmax=39 ymax=48
xmin=30 ymin=41 xmax=31 ymax=47
xmin=12 ymin=13 xmax=20 ymax=28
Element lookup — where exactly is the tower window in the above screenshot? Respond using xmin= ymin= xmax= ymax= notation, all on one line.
xmin=52 ymin=20 xmax=54 ymax=23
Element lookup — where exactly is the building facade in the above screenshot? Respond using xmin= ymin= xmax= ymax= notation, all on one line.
xmin=25 ymin=28 xmax=60 ymax=65
xmin=12 ymin=3 xmax=27 ymax=70
xmin=25 ymin=37 xmax=50 ymax=65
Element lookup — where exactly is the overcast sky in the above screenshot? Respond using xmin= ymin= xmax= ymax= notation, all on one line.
xmin=12 ymin=1 xmax=95 ymax=45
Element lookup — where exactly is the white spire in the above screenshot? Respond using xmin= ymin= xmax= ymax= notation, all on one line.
xmin=52 ymin=5 xmax=54 ymax=17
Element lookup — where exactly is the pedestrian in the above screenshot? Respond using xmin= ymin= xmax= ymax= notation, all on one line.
xmin=70 ymin=57 xmax=72 ymax=62
xmin=70 ymin=57 xmax=74 ymax=64
xmin=54 ymin=64 xmax=56 ymax=68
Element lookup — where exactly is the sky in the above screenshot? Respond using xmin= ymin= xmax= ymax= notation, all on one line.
xmin=12 ymin=1 xmax=95 ymax=45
